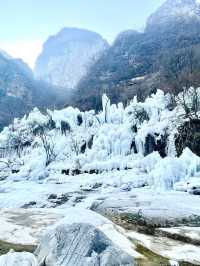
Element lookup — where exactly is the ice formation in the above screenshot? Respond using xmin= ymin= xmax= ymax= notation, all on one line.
xmin=0 ymin=89 xmax=199 ymax=191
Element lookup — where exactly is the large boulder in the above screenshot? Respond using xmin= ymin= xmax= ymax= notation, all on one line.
xmin=35 ymin=223 xmax=135 ymax=266
xmin=0 ymin=251 xmax=37 ymax=266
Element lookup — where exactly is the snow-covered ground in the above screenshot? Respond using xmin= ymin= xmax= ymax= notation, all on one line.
xmin=0 ymin=89 xmax=199 ymax=264
xmin=1 ymin=176 xmax=200 ymax=222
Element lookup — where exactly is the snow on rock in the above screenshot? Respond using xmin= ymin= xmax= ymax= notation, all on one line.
xmin=91 ymin=188 xmax=200 ymax=227
xmin=0 ymin=207 xmax=140 ymax=260
xmin=0 ymin=209 xmax=65 ymax=245
xmin=0 ymin=251 xmax=37 ymax=266
xmin=49 ymin=208 xmax=140 ymax=259
xmin=35 ymin=222 xmax=135 ymax=266
xmin=158 ymin=226 xmax=200 ymax=244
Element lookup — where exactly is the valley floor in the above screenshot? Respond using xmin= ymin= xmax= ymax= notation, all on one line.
xmin=0 ymin=169 xmax=200 ymax=265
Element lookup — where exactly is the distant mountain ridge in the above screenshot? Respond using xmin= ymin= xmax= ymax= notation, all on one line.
xmin=34 ymin=28 xmax=109 ymax=89
xmin=146 ymin=0 xmax=200 ymax=31
xmin=148 ymin=0 xmax=200 ymax=21
xmin=74 ymin=0 xmax=200 ymax=110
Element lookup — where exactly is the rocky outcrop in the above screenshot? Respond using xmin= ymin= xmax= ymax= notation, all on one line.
xmin=35 ymin=223 xmax=135 ymax=266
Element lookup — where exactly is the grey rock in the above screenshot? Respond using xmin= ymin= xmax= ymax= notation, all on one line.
xmin=35 ymin=223 xmax=135 ymax=266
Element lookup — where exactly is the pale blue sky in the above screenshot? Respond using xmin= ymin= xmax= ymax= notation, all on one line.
xmin=0 ymin=0 xmax=165 ymax=67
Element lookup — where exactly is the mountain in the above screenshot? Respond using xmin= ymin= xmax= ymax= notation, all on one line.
xmin=146 ymin=0 xmax=200 ymax=31
xmin=74 ymin=0 xmax=200 ymax=110
xmin=34 ymin=28 xmax=109 ymax=89
xmin=0 ymin=51 xmax=66 ymax=130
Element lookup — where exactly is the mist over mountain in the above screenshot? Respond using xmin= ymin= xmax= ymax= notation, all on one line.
xmin=34 ymin=28 xmax=109 ymax=89
xmin=0 ymin=51 xmax=67 ymax=130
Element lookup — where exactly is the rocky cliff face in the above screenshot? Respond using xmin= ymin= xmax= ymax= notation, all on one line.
xmin=34 ymin=28 xmax=109 ymax=89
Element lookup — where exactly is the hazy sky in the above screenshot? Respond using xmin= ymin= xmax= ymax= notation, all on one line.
xmin=0 ymin=0 xmax=165 ymax=68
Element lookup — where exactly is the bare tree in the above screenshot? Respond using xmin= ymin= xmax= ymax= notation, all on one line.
xmin=176 ymin=87 xmax=200 ymax=120
xmin=0 ymin=159 xmax=24 ymax=173
xmin=40 ymin=132 xmax=56 ymax=166
xmin=175 ymin=87 xmax=200 ymax=157
xmin=0 ymin=160 xmax=12 ymax=171
xmin=35 ymin=126 xmax=56 ymax=166
xmin=161 ymin=47 xmax=200 ymax=95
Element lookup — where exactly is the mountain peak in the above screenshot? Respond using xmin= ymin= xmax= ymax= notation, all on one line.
xmin=146 ymin=0 xmax=200 ymax=31
xmin=0 ymin=49 xmax=12 ymax=60
xmin=159 ymin=0 xmax=199 ymax=9
xmin=35 ymin=28 xmax=109 ymax=89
